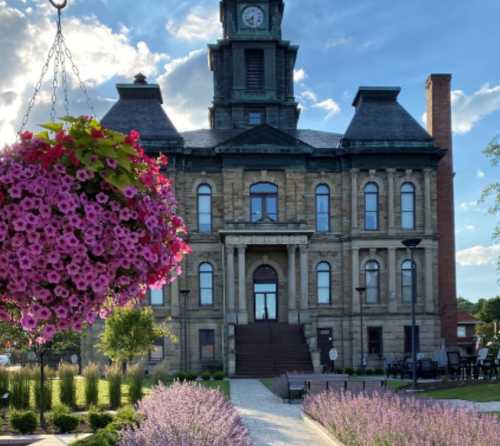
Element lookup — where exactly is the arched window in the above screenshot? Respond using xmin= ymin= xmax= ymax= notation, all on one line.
xmin=250 ymin=183 xmax=278 ymax=222
xmin=364 ymin=260 xmax=380 ymax=304
xmin=401 ymin=260 xmax=416 ymax=304
xmin=199 ymin=263 xmax=214 ymax=305
xmin=315 ymin=185 xmax=330 ymax=232
xmin=254 ymin=265 xmax=278 ymax=321
xmin=197 ymin=184 xmax=212 ymax=233
xmin=401 ymin=183 xmax=415 ymax=230
xmin=316 ymin=262 xmax=331 ymax=304
xmin=364 ymin=183 xmax=379 ymax=230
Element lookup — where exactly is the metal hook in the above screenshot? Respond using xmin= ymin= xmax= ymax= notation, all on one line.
xmin=49 ymin=0 xmax=67 ymax=10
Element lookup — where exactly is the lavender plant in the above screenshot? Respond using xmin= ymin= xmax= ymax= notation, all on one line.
xmin=304 ymin=391 xmax=500 ymax=446
xmin=119 ymin=382 xmax=252 ymax=446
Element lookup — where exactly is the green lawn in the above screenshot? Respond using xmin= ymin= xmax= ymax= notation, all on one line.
xmin=419 ymin=384 xmax=500 ymax=402
xmin=260 ymin=378 xmax=274 ymax=393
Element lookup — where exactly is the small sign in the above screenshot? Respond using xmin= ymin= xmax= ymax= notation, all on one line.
xmin=329 ymin=348 xmax=338 ymax=361
xmin=70 ymin=354 xmax=79 ymax=365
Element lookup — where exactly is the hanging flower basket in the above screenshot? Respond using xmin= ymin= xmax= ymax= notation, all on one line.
xmin=0 ymin=116 xmax=190 ymax=344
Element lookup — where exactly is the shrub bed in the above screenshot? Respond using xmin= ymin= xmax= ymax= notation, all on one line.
xmin=304 ymin=390 xmax=500 ymax=446
xmin=119 ymin=382 xmax=251 ymax=445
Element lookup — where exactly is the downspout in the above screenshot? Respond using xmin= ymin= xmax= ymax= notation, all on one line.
xmin=221 ymin=239 xmax=227 ymax=374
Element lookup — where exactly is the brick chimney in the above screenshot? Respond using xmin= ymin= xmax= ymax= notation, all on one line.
xmin=426 ymin=74 xmax=457 ymax=346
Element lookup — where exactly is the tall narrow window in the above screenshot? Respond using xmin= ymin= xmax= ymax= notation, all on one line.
xmin=199 ymin=263 xmax=214 ymax=306
xmin=197 ymin=184 xmax=212 ymax=233
xmin=149 ymin=337 xmax=164 ymax=362
xmin=149 ymin=286 xmax=165 ymax=306
xmin=250 ymin=183 xmax=278 ymax=222
xmin=401 ymin=259 xmax=416 ymax=304
xmin=199 ymin=329 xmax=215 ymax=361
xmin=364 ymin=182 xmax=379 ymax=230
xmin=404 ymin=326 xmax=420 ymax=354
xmin=401 ymin=182 xmax=415 ymax=230
xmin=316 ymin=262 xmax=331 ymax=304
xmin=367 ymin=327 xmax=383 ymax=356
xmin=365 ymin=260 xmax=380 ymax=304
xmin=316 ymin=184 xmax=330 ymax=232
xmin=246 ymin=49 xmax=265 ymax=91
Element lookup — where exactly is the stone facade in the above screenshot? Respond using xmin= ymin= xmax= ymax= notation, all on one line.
xmin=90 ymin=0 xmax=457 ymax=375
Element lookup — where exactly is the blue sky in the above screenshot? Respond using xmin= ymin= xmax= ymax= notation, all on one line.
xmin=1 ymin=0 xmax=499 ymax=300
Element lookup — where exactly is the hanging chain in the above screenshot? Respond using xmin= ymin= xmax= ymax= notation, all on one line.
xmin=61 ymin=35 xmax=96 ymax=118
xmin=18 ymin=0 xmax=95 ymax=135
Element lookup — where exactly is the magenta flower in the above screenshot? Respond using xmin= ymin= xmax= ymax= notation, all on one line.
xmin=20 ymin=313 xmax=37 ymax=331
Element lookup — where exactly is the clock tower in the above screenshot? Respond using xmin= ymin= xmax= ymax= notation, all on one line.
xmin=208 ymin=0 xmax=300 ymax=129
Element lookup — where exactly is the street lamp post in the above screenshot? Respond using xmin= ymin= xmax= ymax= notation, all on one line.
xmin=402 ymin=238 xmax=422 ymax=389
xmin=356 ymin=287 xmax=367 ymax=372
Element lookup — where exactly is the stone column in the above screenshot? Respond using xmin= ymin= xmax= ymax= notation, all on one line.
xmin=351 ymin=169 xmax=359 ymax=232
xmin=299 ymin=245 xmax=310 ymax=323
xmin=226 ymin=246 xmax=236 ymax=324
xmin=424 ymin=169 xmax=432 ymax=235
xmin=388 ymin=248 xmax=397 ymax=313
xmin=387 ymin=169 xmax=396 ymax=234
xmin=171 ymin=274 xmax=180 ymax=317
xmin=287 ymin=245 xmax=298 ymax=324
xmin=425 ymin=245 xmax=434 ymax=313
xmin=352 ymin=247 xmax=360 ymax=313
xmin=237 ymin=245 xmax=248 ymax=325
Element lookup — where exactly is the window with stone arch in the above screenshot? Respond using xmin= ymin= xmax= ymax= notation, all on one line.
xmin=401 ymin=259 xmax=416 ymax=304
xmin=250 ymin=182 xmax=278 ymax=222
xmin=197 ymin=184 xmax=212 ymax=233
xmin=316 ymin=261 xmax=331 ymax=304
xmin=364 ymin=260 xmax=380 ymax=304
xmin=401 ymin=182 xmax=416 ymax=230
xmin=315 ymin=184 xmax=331 ymax=232
xmin=364 ymin=182 xmax=379 ymax=230
xmin=199 ymin=262 xmax=214 ymax=306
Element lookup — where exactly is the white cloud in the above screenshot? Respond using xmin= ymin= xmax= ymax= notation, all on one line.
xmin=459 ymin=200 xmax=483 ymax=212
xmin=166 ymin=6 xmax=220 ymax=42
xmin=477 ymin=169 xmax=486 ymax=178
xmin=451 ymin=84 xmax=500 ymax=134
xmin=313 ymin=98 xmax=341 ymax=119
xmin=157 ymin=49 xmax=212 ymax=131
xmin=293 ymin=68 xmax=307 ymax=83
xmin=0 ymin=3 xmax=167 ymax=144
xmin=300 ymin=90 xmax=318 ymax=103
xmin=325 ymin=36 xmax=352 ymax=49
xmin=456 ymin=244 xmax=500 ymax=266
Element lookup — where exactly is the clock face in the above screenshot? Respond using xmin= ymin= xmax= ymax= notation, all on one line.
xmin=242 ymin=6 xmax=264 ymax=28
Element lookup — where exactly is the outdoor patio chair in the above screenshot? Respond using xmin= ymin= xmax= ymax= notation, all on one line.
xmin=446 ymin=351 xmax=463 ymax=380
xmin=493 ymin=349 xmax=500 ymax=377
xmin=418 ymin=358 xmax=438 ymax=379
xmin=476 ymin=348 xmax=492 ymax=379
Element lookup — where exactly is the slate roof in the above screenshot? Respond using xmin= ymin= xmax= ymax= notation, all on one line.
xmin=343 ymin=87 xmax=433 ymax=147
xmin=180 ymin=128 xmax=342 ymax=150
xmin=101 ymin=74 xmax=182 ymax=142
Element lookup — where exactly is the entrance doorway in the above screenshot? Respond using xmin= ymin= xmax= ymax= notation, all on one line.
xmin=253 ymin=265 xmax=278 ymax=321
xmin=317 ymin=328 xmax=333 ymax=369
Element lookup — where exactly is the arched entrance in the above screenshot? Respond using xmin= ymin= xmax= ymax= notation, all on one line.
xmin=253 ymin=265 xmax=278 ymax=321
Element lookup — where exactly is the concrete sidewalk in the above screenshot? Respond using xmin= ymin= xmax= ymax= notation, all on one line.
xmin=230 ymin=379 xmax=332 ymax=446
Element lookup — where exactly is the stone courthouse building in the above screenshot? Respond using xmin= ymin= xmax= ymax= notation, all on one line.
xmin=85 ymin=0 xmax=458 ymax=376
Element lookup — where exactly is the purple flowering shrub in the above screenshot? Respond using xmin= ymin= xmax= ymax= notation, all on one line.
xmin=0 ymin=117 xmax=190 ymax=343
xmin=304 ymin=391 xmax=500 ymax=446
xmin=119 ymin=382 xmax=252 ymax=446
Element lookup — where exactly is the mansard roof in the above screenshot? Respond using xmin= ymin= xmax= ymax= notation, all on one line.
xmin=342 ymin=87 xmax=433 ymax=149
xmin=101 ymin=74 xmax=182 ymax=143
xmin=181 ymin=127 xmax=342 ymax=151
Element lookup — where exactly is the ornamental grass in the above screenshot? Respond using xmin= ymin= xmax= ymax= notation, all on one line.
xmin=58 ymin=363 xmax=77 ymax=409
xmin=83 ymin=363 xmax=100 ymax=407
xmin=119 ymin=382 xmax=252 ymax=446
xmin=303 ymin=390 xmax=500 ymax=446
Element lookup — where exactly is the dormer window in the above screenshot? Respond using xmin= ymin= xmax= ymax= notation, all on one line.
xmin=249 ymin=111 xmax=263 ymax=125
xmin=246 ymin=49 xmax=265 ymax=91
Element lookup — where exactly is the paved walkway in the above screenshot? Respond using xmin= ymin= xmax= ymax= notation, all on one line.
xmin=434 ymin=399 xmax=500 ymax=412
xmin=231 ymin=379 xmax=332 ymax=446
